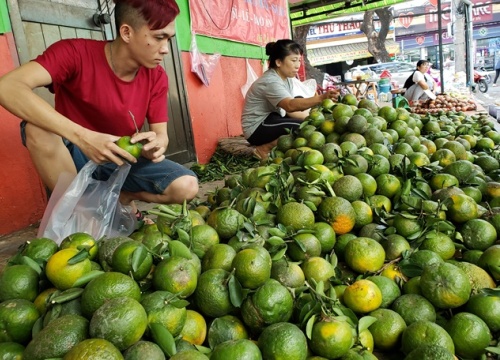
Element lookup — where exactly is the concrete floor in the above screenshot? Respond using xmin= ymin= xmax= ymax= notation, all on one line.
xmin=0 ymin=178 xmax=225 ymax=271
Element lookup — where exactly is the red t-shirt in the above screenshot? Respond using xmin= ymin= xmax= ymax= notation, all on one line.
xmin=34 ymin=39 xmax=168 ymax=136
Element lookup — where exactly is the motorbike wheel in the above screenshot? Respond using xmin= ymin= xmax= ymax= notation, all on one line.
xmin=478 ymin=79 xmax=488 ymax=93
xmin=485 ymin=74 xmax=492 ymax=84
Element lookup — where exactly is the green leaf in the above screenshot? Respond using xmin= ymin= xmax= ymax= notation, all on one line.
xmin=486 ymin=346 xmax=500 ymax=355
xmin=271 ymin=246 xmax=287 ymax=261
xmin=358 ymin=316 xmax=378 ymax=333
xmin=329 ymin=252 xmax=338 ymax=268
xmin=269 ymin=227 xmax=287 ymax=238
xmin=132 ymin=246 xmax=148 ymax=273
xmin=20 ymin=255 xmax=42 ymax=275
xmin=150 ymin=322 xmax=176 ymax=357
xmin=479 ymin=288 xmax=500 ymax=297
xmin=305 ymin=315 xmax=316 ymax=340
xmin=72 ymin=270 xmax=104 ymax=288
xmin=267 ymin=236 xmax=285 ymax=246
xmin=228 ymin=275 xmax=244 ymax=308
xmin=194 ymin=345 xmax=212 ymax=354
xmin=67 ymin=248 xmax=90 ymax=265
xmin=304 ymin=201 xmax=317 ymax=212
xmin=293 ymin=236 xmax=307 ymax=252
xmin=168 ymin=240 xmax=192 ymax=259
xmin=400 ymin=263 xmax=423 ymax=278
xmin=170 ymin=299 xmax=190 ymax=308
xmin=316 ymin=281 xmax=325 ymax=296
xmin=32 ymin=316 xmax=44 ymax=337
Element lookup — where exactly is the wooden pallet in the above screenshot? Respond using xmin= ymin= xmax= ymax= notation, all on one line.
xmin=218 ymin=135 xmax=255 ymax=157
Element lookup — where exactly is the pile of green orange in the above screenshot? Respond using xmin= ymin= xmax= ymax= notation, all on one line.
xmin=1 ymin=97 xmax=500 ymax=359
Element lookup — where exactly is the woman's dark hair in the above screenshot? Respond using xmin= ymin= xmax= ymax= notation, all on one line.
xmin=265 ymin=40 xmax=303 ymax=69
xmin=416 ymin=60 xmax=430 ymax=68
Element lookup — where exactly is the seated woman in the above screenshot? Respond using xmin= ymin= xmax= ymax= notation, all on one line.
xmin=403 ymin=60 xmax=437 ymax=104
xmin=241 ymin=39 xmax=338 ymax=160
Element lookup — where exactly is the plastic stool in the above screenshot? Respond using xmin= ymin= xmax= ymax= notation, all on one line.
xmin=392 ymin=95 xmax=410 ymax=110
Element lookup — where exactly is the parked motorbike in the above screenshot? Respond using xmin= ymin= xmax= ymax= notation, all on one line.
xmin=474 ymin=65 xmax=492 ymax=84
xmin=473 ymin=70 xmax=488 ymax=93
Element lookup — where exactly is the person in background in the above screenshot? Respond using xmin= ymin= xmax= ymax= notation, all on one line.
xmin=403 ymin=60 xmax=437 ymax=103
xmin=0 ymin=0 xmax=198 ymax=219
xmin=492 ymin=58 xmax=500 ymax=86
xmin=241 ymin=39 xmax=339 ymax=160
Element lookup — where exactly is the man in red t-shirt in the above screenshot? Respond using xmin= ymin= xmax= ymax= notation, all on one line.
xmin=0 ymin=0 xmax=198 ymax=216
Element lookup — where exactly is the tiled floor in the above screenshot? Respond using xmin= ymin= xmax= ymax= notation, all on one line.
xmin=0 ymin=178 xmax=225 ymax=271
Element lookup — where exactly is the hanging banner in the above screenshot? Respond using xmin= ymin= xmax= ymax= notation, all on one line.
xmin=189 ymin=0 xmax=290 ymax=46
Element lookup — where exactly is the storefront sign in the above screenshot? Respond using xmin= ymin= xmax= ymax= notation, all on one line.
xmin=189 ymin=0 xmax=290 ymax=46
xmin=395 ymin=0 xmax=497 ymax=37
xmin=307 ymin=15 xmax=394 ymax=41
xmin=309 ymin=41 xmax=400 ymax=66
xmin=399 ymin=24 xmax=500 ymax=50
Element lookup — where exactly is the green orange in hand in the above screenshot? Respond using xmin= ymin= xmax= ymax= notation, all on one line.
xmin=116 ymin=136 xmax=143 ymax=159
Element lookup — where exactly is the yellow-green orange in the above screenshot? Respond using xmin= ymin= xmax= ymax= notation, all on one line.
xmin=318 ymin=197 xmax=356 ymax=235
xmin=301 ymin=256 xmax=335 ymax=289
xmin=63 ymin=338 xmax=123 ymax=360
xmin=153 ymin=256 xmax=198 ymax=297
xmin=232 ymin=246 xmax=272 ymax=289
xmin=309 ymin=319 xmax=354 ymax=359
xmin=368 ymin=308 xmax=406 ymax=351
xmin=276 ymin=202 xmax=315 ymax=231
xmin=343 ymin=279 xmax=382 ymax=314
xmin=207 ymin=315 xmax=249 ymax=349
xmin=89 ymin=297 xmax=147 ymax=351
xmin=419 ymin=262 xmax=471 ymax=309
xmin=466 ymin=293 xmax=500 ymax=332
xmin=81 ymin=271 xmax=141 ymax=318
xmin=258 ymin=322 xmax=308 ymax=360
xmin=240 ymin=279 xmax=293 ymax=331
xmin=194 ymin=269 xmax=236 ymax=318
xmin=344 ymin=237 xmax=385 ymax=273
xmin=271 ymin=258 xmax=305 ymax=289
xmin=401 ymin=321 xmax=455 ymax=355
xmin=140 ymin=290 xmax=187 ymax=337
xmin=0 ymin=264 xmax=39 ymax=302
xmin=391 ymin=294 xmax=436 ymax=325
xmin=0 ymin=298 xmax=40 ymax=344
xmin=460 ymin=219 xmax=497 ymax=251
xmin=445 ymin=312 xmax=491 ymax=359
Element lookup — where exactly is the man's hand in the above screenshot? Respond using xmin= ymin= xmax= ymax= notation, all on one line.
xmin=76 ymin=129 xmax=138 ymax=165
xmin=134 ymin=131 xmax=168 ymax=163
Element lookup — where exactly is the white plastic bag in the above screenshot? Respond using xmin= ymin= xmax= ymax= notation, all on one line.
xmin=38 ymin=161 xmax=137 ymax=244
xmin=292 ymin=78 xmax=317 ymax=98
xmin=190 ymin=33 xmax=221 ymax=86
xmin=241 ymin=58 xmax=259 ymax=98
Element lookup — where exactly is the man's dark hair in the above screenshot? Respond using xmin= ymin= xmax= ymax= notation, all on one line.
xmin=114 ymin=0 xmax=180 ymax=33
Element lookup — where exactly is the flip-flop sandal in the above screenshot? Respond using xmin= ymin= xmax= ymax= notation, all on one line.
xmin=252 ymin=148 xmax=263 ymax=160
xmin=135 ymin=209 xmax=145 ymax=221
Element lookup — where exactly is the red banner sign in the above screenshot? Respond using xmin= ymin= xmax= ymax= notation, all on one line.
xmin=189 ymin=0 xmax=290 ymax=46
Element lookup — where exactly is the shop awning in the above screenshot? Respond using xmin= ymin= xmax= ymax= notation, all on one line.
xmin=307 ymin=39 xmax=400 ymax=66
xmin=289 ymin=0 xmax=408 ymax=26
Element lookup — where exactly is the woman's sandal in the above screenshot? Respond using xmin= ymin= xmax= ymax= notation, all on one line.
xmin=135 ymin=209 xmax=145 ymax=221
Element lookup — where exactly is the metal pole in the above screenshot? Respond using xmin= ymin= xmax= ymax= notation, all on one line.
xmin=437 ymin=0 xmax=445 ymax=91
xmin=464 ymin=0 xmax=474 ymax=91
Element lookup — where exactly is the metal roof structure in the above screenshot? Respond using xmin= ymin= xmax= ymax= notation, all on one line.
xmin=289 ymin=0 xmax=408 ymax=26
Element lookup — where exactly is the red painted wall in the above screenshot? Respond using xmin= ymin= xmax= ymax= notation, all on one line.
xmin=181 ymin=53 xmax=263 ymax=164
xmin=0 ymin=33 xmax=47 ymax=235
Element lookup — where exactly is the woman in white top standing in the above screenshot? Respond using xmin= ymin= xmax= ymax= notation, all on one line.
xmin=241 ymin=40 xmax=338 ymax=160
xmin=403 ymin=60 xmax=437 ymax=104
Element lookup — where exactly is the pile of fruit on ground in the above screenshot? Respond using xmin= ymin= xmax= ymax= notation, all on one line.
xmin=1 ymin=96 xmax=500 ymax=360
